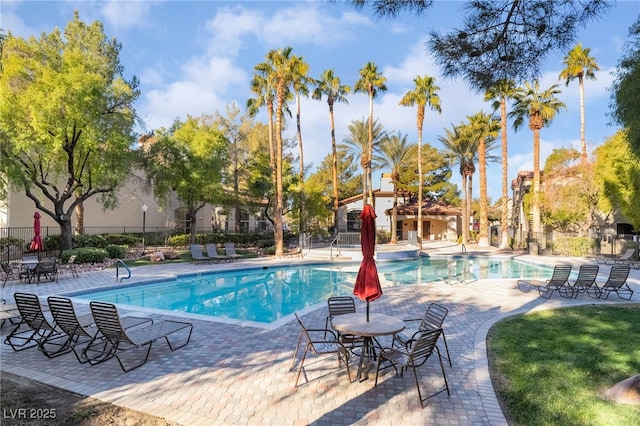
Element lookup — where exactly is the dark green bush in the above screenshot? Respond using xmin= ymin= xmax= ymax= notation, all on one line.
xmin=0 ymin=237 xmax=24 ymax=251
xmin=43 ymin=235 xmax=61 ymax=251
xmin=255 ymin=239 xmax=275 ymax=248
xmin=105 ymin=244 xmax=128 ymax=259
xmin=73 ymin=234 xmax=108 ymax=248
xmin=264 ymin=245 xmax=276 ymax=255
xmin=104 ymin=233 xmax=138 ymax=245
xmin=63 ymin=247 xmax=108 ymax=264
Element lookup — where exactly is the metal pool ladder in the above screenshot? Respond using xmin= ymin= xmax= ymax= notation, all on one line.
xmin=115 ymin=259 xmax=131 ymax=282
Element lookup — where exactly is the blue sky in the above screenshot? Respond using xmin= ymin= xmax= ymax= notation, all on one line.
xmin=2 ymin=0 xmax=639 ymax=202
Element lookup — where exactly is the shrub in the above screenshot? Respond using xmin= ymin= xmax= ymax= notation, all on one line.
xmin=63 ymin=247 xmax=108 ymax=264
xmin=73 ymin=234 xmax=108 ymax=248
xmin=376 ymin=230 xmax=391 ymax=244
xmin=264 ymin=245 xmax=276 ymax=255
xmin=43 ymin=235 xmax=61 ymax=251
xmin=104 ymin=233 xmax=138 ymax=245
xmin=167 ymin=234 xmax=190 ymax=247
xmin=105 ymin=244 xmax=128 ymax=259
xmin=0 ymin=237 xmax=24 ymax=251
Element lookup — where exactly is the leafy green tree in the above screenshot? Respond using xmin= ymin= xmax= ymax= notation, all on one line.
xmin=141 ymin=115 xmax=230 ymax=244
xmin=399 ymin=74 xmax=441 ymax=248
xmin=0 ymin=12 xmax=139 ymax=250
xmin=312 ymin=69 xmax=351 ymax=233
xmin=610 ymin=17 xmax=640 ymax=156
xmin=484 ymin=79 xmax=517 ymax=249
xmin=464 ymin=111 xmax=500 ymax=247
xmin=594 ymin=130 xmax=640 ymax=230
xmin=510 ymin=80 xmax=566 ymax=235
xmin=540 ymin=147 xmax=592 ymax=232
xmin=559 ymin=43 xmax=600 ymax=164
xmin=305 ymin=150 xmax=361 ymax=233
xmin=213 ymin=103 xmax=255 ymax=232
xmin=354 ymin=61 xmax=387 ymax=206
xmin=346 ymin=1 xmax=611 ymax=89
xmin=374 ymin=132 xmax=416 ymax=243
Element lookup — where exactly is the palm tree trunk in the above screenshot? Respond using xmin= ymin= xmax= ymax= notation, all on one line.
xmin=417 ymin=122 xmax=423 ymax=249
xmin=329 ymin=102 xmax=339 ymax=234
xmin=579 ymin=75 xmax=587 ymax=164
xmin=367 ymin=90 xmax=375 ymax=208
xmin=391 ymin=184 xmax=398 ymax=244
xmin=468 ymin=174 xmax=474 ymax=241
xmin=461 ymin=174 xmax=468 ymax=244
xmin=274 ymin=94 xmax=285 ymax=257
xmin=478 ymin=138 xmax=490 ymax=248
xmin=532 ymin=128 xmax=542 ymax=235
xmin=296 ymin=92 xmax=305 ymax=237
xmin=499 ymin=97 xmax=510 ymax=249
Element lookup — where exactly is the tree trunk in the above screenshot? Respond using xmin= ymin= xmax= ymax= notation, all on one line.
xmin=74 ymin=201 xmax=84 ymax=235
xmin=417 ymin=121 xmax=423 ymax=249
xmin=499 ymin=96 xmax=510 ymax=249
xmin=478 ymin=138 xmax=490 ymax=248
xmin=296 ymin=92 xmax=305 ymax=237
xmin=391 ymin=184 xmax=398 ymax=244
xmin=532 ymin=127 xmax=542 ymax=235
xmin=329 ymin=103 xmax=339 ymax=234
xmin=461 ymin=174 xmax=468 ymax=244
xmin=274 ymin=92 xmax=285 ymax=257
xmin=579 ymin=75 xmax=587 ymax=164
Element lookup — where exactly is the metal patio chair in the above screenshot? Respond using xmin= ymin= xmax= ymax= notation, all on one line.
xmin=516 ymin=264 xmax=572 ymax=299
xmin=290 ymin=313 xmax=352 ymax=386
xmin=42 ymin=296 xmax=150 ymax=362
xmin=88 ymin=301 xmax=193 ymax=372
xmin=375 ymin=328 xmax=450 ymax=407
xmin=392 ymin=303 xmax=452 ymax=367
xmin=566 ymin=264 xmax=599 ymax=298
xmin=588 ymin=264 xmax=633 ymax=300
xmin=4 ymin=292 xmax=60 ymax=351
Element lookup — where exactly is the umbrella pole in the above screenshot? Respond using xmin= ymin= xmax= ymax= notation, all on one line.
xmin=366 ymin=301 xmax=370 ymax=322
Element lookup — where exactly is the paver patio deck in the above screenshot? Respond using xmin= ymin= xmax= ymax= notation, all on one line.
xmin=1 ymin=244 xmax=638 ymax=425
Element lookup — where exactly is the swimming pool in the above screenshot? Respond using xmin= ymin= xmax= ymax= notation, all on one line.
xmin=72 ymin=256 xmax=556 ymax=324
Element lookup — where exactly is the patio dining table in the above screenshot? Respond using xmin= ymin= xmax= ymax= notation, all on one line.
xmin=332 ymin=312 xmax=405 ymax=382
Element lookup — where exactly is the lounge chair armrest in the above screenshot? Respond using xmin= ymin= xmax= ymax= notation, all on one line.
xmin=402 ymin=318 xmax=422 ymax=324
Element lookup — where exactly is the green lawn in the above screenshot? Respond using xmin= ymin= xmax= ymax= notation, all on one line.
xmin=487 ymin=304 xmax=640 ymax=426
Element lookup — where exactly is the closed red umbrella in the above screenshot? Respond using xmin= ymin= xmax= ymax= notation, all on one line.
xmin=353 ymin=204 xmax=382 ymax=321
xmin=29 ymin=212 xmax=44 ymax=253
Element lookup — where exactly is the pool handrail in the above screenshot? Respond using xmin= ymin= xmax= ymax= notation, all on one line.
xmin=115 ymin=259 xmax=131 ymax=282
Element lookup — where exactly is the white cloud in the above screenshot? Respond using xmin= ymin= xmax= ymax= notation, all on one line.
xmin=100 ymin=1 xmax=153 ymax=31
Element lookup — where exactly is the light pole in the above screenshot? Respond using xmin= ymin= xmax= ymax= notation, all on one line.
xmin=142 ymin=204 xmax=148 ymax=255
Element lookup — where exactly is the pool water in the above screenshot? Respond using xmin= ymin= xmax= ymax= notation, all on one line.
xmin=73 ymin=257 xmax=556 ymax=324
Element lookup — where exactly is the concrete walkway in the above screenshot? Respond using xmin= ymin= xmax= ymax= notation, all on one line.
xmin=1 ymin=245 xmax=638 ymax=425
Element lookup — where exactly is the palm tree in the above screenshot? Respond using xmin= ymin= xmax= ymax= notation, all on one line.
xmin=339 ymin=118 xmax=385 ymax=203
xmin=253 ymin=46 xmax=297 ymax=257
xmin=559 ymin=43 xmax=600 ymax=165
xmin=439 ymin=124 xmax=477 ymax=244
xmin=354 ymin=61 xmax=387 ymax=207
xmin=510 ymin=80 xmax=566 ymax=236
xmin=399 ymin=75 xmax=441 ymax=249
xmin=464 ymin=111 xmax=500 ymax=248
xmin=312 ymin=69 xmax=350 ymax=233
xmin=290 ymin=54 xmax=312 ymax=237
xmin=374 ymin=132 xmax=416 ymax=244
xmin=484 ymin=79 xmax=517 ymax=249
